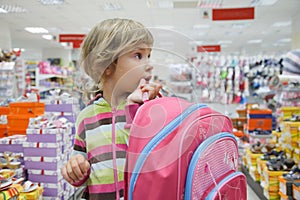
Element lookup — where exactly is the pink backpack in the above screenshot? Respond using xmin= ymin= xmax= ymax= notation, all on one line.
xmin=124 ymin=97 xmax=247 ymax=200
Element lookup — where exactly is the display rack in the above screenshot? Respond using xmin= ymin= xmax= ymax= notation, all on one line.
xmin=168 ymin=63 xmax=196 ymax=102
xmin=35 ymin=67 xmax=69 ymax=93
xmin=14 ymin=58 xmax=26 ymax=97
xmin=241 ymin=165 xmax=268 ymax=200
xmin=0 ymin=62 xmax=16 ymax=101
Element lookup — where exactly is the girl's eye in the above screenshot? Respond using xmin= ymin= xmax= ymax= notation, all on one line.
xmin=135 ymin=53 xmax=142 ymax=59
xmin=148 ymin=54 xmax=151 ymax=58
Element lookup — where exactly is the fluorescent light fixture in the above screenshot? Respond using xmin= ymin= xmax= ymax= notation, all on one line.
xmin=198 ymin=0 xmax=223 ymax=8
xmin=0 ymin=8 xmax=8 ymax=13
xmin=103 ymin=2 xmax=123 ymax=11
xmin=39 ymin=0 xmax=64 ymax=5
xmin=247 ymin=39 xmax=262 ymax=44
xmin=196 ymin=41 xmax=203 ymax=45
xmin=158 ymin=1 xmax=173 ymax=8
xmin=193 ymin=24 xmax=211 ymax=29
xmin=196 ymin=32 xmax=207 ymax=36
xmin=278 ymin=38 xmax=291 ymax=43
xmin=42 ymin=34 xmax=53 ymax=40
xmin=25 ymin=27 xmax=49 ymax=34
xmin=272 ymin=21 xmax=291 ymax=27
xmin=232 ymin=23 xmax=250 ymax=29
xmin=0 ymin=5 xmax=27 ymax=13
xmin=218 ymin=40 xmax=232 ymax=44
xmin=225 ymin=31 xmax=242 ymax=36
xmin=60 ymin=42 xmax=68 ymax=47
xmin=250 ymin=0 xmax=278 ymax=6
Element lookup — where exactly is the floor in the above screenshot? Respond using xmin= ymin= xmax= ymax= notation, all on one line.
xmin=247 ymin=184 xmax=260 ymax=200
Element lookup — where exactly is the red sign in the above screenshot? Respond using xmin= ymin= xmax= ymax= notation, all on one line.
xmin=59 ymin=34 xmax=86 ymax=48
xmin=212 ymin=7 xmax=255 ymax=21
xmin=197 ymin=45 xmax=221 ymax=52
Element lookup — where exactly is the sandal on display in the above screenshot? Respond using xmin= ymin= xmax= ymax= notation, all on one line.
xmin=3 ymin=152 xmax=21 ymax=170
xmin=251 ymin=141 xmax=264 ymax=154
xmin=21 ymin=181 xmax=38 ymax=193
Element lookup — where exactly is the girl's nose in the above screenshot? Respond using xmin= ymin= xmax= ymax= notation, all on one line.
xmin=146 ymin=61 xmax=154 ymax=71
xmin=146 ymin=63 xmax=153 ymax=71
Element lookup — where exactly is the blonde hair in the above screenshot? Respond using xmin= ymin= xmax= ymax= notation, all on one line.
xmin=80 ymin=18 xmax=154 ymax=90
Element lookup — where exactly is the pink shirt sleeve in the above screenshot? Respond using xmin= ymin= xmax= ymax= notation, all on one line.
xmin=124 ymin=103 xmax=140 ymax=129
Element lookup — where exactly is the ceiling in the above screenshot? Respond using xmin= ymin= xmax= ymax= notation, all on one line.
xmin=0 ymin=0 xmax=299 ymax=60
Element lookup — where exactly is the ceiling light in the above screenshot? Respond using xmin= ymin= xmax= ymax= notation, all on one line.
xmin=198 ymin=0 xmax=223 ymax=8
xmin=0 ymin=8 xmax=8 ymax=13
xmin=158 ymin=1 xmax=173 ymax=8
xmin=278 ymin=38 xmax=291 ymax=43
xmin=247 ymin=39 xmax=262 ymax=44
xmin=218 ymin=40 xmax=232 ymax=44
xmin=272 ymin=21 xmax=291 ymax=27
xmin=103 ymin=1 xmax=123 ymax=11
xmin=42 ymin=34 xmax=53 ymax=40
xmin=250 ymin=0 xmax=278 ymax=6
xmin=60 ymin=42 xmax=68 ymax=47
xmin=232 ymin=23 xmax=250 ymax=29
xmin=225 ymin=31 xmax=242 ymax=36
xmin=25 ymin=27 xmax=49 ymax=34
xmin=39 ymin=0 xmax=64 ymax=5
xmin=0 ymin=5 xmax=27 ymax=13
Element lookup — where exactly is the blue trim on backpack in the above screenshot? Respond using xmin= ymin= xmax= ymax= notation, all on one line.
xmin=129 ymin=103 xmax=207 ymax=200
xmin=184 ymin=132 xmax=236 ymax=200
xmin=205 ymin=171 xmax=244 ymax=200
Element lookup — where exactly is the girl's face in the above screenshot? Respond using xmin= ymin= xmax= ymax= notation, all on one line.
xmin=111 ymin=43 xmax=153 ymax=94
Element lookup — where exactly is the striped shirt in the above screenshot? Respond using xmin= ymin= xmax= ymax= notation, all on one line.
xmin=73 ymin=98 xmax=130 ymax=200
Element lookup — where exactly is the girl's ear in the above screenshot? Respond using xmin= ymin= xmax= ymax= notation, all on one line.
xmin=105 ymin=64 xmax=115 ymax=76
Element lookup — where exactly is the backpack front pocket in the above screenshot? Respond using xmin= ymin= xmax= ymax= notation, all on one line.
xmin=204 ymin=171 xmax=247 ymax=200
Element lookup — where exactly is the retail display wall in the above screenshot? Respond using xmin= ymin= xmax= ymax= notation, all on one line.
xmin=0 ymin=50 xmax=299 ymax=200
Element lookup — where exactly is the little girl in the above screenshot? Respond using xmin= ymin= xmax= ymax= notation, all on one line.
xmin=61 ymin=18 xmax=162 ymax=199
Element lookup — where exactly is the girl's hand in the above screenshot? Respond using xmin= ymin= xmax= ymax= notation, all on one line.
xmin=127 ymin=78 xmax=162 ymax=104
xmin=61 ymin=154 xmax=90 ymax=186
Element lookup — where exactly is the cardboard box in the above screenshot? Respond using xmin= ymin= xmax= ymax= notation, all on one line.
xmin=27 ymin=169 xmax=63 ymax=184
xmin=23 ymin=142 xmax=64 ymax=157
xmin=24 ymin=155 xmax=64 ymax=170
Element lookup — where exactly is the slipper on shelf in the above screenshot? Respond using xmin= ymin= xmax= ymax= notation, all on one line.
xmin=0 ymin=157 xmax=7 ymax=169
xmin=251 ymin=141 xmax=264 ymax=154
xmin=3 ymin=152 xmax=21 ymax=170
xmin=21 ymin=181 xmax=38 ymax=193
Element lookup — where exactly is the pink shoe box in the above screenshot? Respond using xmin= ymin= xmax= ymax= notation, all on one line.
xmin=28 ymin=169 xmax=63 ymax=183
xmin=24 ymin=155 xmax=64 ymax=170
xmin=23 ymin=142 xmax=64 ymax=157
xmin=0 ymin=135 xmax=26 ymax=152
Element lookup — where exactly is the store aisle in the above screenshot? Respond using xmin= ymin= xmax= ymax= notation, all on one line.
xmin=247 ymin=184 xmax=260 ymax=200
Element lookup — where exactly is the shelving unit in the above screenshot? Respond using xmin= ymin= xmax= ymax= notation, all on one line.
xmin=35 ymin=68 xmax=69 ymax=93
xmin=168 ymin=63 xmax=195 ymax=102
xmin=14 ymin=58 xmax=26 ymax=97
xmin=0 ymin=62 xmax=16 ymax=101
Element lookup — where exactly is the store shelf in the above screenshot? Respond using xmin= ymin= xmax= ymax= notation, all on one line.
xmin=241 ymin=165 xmax=268 ymax=200
xmin=39 ymin=73 xmax=67 ymax=80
